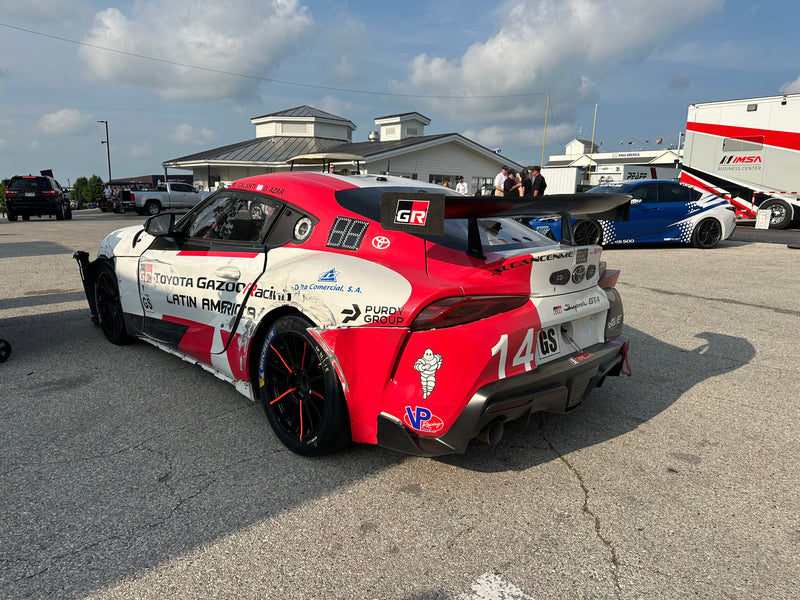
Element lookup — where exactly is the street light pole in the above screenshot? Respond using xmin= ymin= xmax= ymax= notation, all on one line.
xmin=98 ymin=120 xmax=111 ymax=182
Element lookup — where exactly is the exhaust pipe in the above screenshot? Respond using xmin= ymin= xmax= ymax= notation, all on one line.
xmin=476 ymin=421 xmax=504 ymax=446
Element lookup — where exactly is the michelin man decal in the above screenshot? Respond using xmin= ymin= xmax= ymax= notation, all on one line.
xmin=414 ymin=348 xmax=443 ymax=399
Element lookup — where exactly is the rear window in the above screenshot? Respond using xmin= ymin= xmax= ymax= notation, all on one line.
xmin=9 ymin=177 xmax=54 ymax=191
xmin=335 ymin=186 xmax=553 ymax=253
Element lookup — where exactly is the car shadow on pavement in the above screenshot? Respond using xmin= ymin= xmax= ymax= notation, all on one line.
xmin=439 ymin=327 xmax=756 ymax=473
xmin=0 ymin=307 xmax=754 ymax=598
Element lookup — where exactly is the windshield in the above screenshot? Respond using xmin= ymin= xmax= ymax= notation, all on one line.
xmin=335 ymin=187 xmax=554 ymax=253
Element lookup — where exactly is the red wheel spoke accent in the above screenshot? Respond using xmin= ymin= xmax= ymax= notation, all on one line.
xmin=310 ymin=390 xmax=324 ymax=399
xmin=299 ymin=401 xmax=304 ymax=441
xmin=270 ymin=388 xmax=297 ymax=404
xmin=270 ymin=344 xmax=294 ymax=373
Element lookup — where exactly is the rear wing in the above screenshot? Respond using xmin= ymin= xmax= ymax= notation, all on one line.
xmin=380 ymin=192 xmax=631 ymax=258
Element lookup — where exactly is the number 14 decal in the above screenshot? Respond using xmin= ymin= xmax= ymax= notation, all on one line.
xmin=491 ymin=327 xmax=559 ymax=379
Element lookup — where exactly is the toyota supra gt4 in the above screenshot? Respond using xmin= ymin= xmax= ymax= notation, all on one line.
xmin=76 ymin=172 xmax=631 ymax=456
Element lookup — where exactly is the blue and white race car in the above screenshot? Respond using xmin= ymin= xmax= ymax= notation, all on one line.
xmin=525 ymin=180 xmax=736 ymax=249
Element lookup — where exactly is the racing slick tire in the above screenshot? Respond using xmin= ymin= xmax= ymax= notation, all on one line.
xmin=572 ymin=220 xmax=603 ymax=245
xmin=145 ymin=200 xmax=162 ymax=216
xmin=763 ymin=199 xmax=793 ymax=230
xmin=691 ymin=217 xmax=723 ymax=249
xmin=258 ymin=315 xmax=350 ymax=456
xmin=94 ymin=261 xmax=134 ymax=345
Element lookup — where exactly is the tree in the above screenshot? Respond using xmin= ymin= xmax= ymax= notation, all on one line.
xmin=72 ymin=175 xmax=104 ymax=208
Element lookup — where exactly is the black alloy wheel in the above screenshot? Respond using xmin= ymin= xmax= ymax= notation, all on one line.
xmin=94 ymin=261 xmax=134 ymax=344
xmin=258 ymin=315 xmax=349 ymax=455
xmin=692 ymin=218 xmax=723 ymax=249
xmin=573 ymin=220 xmax=603 ymax=245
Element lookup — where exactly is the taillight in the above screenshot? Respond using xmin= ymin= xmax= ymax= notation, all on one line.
xmin=130 ymin=192 xmax=135 ymax=201
xmin=410 ymin=295 xmax=529 ymax=331
xmin=43 ymin=190 xmax=57 ymax=196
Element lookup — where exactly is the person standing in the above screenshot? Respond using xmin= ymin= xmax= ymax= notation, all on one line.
xmin=493 ymin=165 xmax=508 ymax=196
xmin=520 ymin=169 xmax=533 ymax=197
xmin=531 ymin=166 xmax=547 ymax=196
xmin=442 ymin=178 xmax=450 ymax=188
xmin=503 ymin=170 xmax=521 ymax=196
xmin=455 ymin=176 xmax=468 ymax=195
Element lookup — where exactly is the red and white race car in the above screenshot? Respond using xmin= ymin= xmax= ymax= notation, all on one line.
xmin=75 ymin=173 xmax=631 ymax=456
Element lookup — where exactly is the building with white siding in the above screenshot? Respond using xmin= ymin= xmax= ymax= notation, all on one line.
xmin=543 ymin=138 xmax=683 ymax=193
xmin=163 ymin=106 xmax=522 ymax=194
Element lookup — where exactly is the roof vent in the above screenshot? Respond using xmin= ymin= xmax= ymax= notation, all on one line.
xmin=368 ymin=130 xmax=380 ymax=142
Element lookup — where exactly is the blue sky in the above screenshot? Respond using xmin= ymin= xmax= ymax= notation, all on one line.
xmin=1 ymin=0 xmax=798 ymax=186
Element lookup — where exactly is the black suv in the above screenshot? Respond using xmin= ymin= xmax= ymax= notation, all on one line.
xmin=5 ymin=175 xmax=72 ymax=221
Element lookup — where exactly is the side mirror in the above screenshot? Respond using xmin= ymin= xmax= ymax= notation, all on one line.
xmin=144 ymin=212 xmax=175 ymax=237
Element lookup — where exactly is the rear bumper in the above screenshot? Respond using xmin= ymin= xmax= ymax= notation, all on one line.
xmin=7 ymin=199 xmax=60 ymax=215
xmin=376 ymin=336 xmax=629 ymax=456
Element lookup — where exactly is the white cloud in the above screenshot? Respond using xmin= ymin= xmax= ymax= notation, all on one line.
xmin=0 ymin=0 xmax=92 ymax=24
xmin=318 ymin=95 xmax=353 ymax=119
xmin=391 ymin=0 xmax=724 ymax=124
xmin=128 ymin=142 xmax=152 ymax=160
xmin=781 ymin=76 xmax=800 ymax=94
xmin=37 ymin=108 xmax=93 ymax=135
xmin=327 ymin=16 xmax=369 ymax=83
xmin=170 ymin=124 xmax=215 ymax=145
xmin=78 ymin=0 xmax=314 ymax=101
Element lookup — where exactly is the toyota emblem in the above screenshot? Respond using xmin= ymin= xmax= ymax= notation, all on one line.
xmin=372 ymin=236 xmax=391 ymax=250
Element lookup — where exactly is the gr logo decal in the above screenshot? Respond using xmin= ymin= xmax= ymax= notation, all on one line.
xmin=394 ymin=200 xmax=429 ymax=226
xmin=403 ymin=406 xmax=444 ymax=433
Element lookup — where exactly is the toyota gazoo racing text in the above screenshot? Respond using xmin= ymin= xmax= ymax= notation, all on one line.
xmin=75 ymin=172 xmax=632 ymax=457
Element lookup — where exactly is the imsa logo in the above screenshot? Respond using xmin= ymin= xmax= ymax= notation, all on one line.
xmin=394 ymin=200 xmax=429 ymax=226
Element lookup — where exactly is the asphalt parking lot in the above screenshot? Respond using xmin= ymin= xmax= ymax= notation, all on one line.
xmin=1 ymin=211 xmax=799 ymax=600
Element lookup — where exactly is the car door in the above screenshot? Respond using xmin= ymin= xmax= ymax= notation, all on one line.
xmin=612 ymin=182 xmax=669 ymax=241
xmin=655 ymin=182 xmax=697 ymax=240
xmin=167 ymin=183 xmax=193 ymax=209
xmin=138 ymin=189 xmax=280 ymax=375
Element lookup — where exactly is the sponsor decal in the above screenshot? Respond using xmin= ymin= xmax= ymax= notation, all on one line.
xmin=530 ymin=250 xmax=576 ymax=262
xmin=340 ymin=304 xmax=406 ymax=325
xmin=576 ymin=248 xmax=588 ymax=264
xmin=569 ymin=352 xmax=594 ymax=365
xmin=341 ymin=304 xmax=361 ymax=324
xmin=403 ymin=406 xmax=444 ymax=434
xmin=394 ymin=200 xmax=429 ymax=226
xmin=318 ymin=268 xmax=340 ymax=283
xmin=201 ymin=298 xmax=259 ymax=318
xmin=553 ymin=305 xmax=562 ymax=315
xmin=372 ymin=236 xmax=391 ymax=250
xmin=719 ymin=155 xmax=762 ymax=164
xmin=295 ymin=273 xmax=362 ymax=294
xmin=586 ymin=264 xmax=597 ymax=280
xmin=607 ymin=314 xmax=623 ymax=329
xmin=414 ymin=348 xmax=443 ymax=399
xmin=165 ymin=294 xmax=197 ymax=308
xmin=491 ymin=257 xmax=533 ymax=276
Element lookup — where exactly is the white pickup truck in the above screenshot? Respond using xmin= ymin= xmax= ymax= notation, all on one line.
xmin=133 ymin=182 xmax=211 ymax=216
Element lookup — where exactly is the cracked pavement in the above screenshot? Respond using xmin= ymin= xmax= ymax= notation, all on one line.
xmin=1 ymin=213 xmax=799 ymax=599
